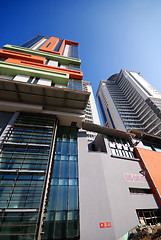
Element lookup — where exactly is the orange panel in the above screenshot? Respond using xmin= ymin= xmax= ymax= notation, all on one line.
xmin=0 ymin=49 xmax=45 ymax=64
xmin=39 ymin=37 xmax=79 ymax=55
xmin=39 ymin=37 xmax=60 ymax=54
xmin=5 ymin=58 xmax=83 ymax=80
xmin=59 ymin=40 xmax=66 ymax=55
xmin=136 ymin=148 xmax=161 ymax=206
xmin=65 ymin=40 xmax=79 ymax=46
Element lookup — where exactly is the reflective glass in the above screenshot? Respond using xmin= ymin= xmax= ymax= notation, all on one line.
xmin=69 ymin=162 xmax=77 ymax=178
xmin=59 ymin=161 xmax=69 ymax=178
xmin=47 ymin=186 xmax=57 ymax=211
xmin=42 ymin=126 xmax=79 ymax=239
xmin=57 ymin=186 xmax=68 ymax=210
xmin=62 ymin=142 xmax=69 ymax=155
xmin=70 ymin=142 xmax=77 ymax=155
xmin=53 ymin=161 xmax=60 ymax=178
xmin=68 ymin=186 xmax=78 ymax=210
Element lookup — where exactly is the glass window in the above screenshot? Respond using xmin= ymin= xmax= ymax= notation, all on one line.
xmin=59 ymin=161 xmax=69 ymax=178
xmin=54 ymin=40 xmax=63 ymax=52
xmin=42 ymin=126 xmax=79 ymax=239
xmin=153 ymin=145 xmax=161 ymax=152
xmin=108 ymin=136 xmax=135 ymax=159
xmin=56 ymin=186 xmax=68 ymax=210
xmin=71 ymin=44 xmax=79 ymax=59
xmin=143 ymin=143 xmax=153 ymax=150
xmin=20 ymin=35 xmax=43 ymax=48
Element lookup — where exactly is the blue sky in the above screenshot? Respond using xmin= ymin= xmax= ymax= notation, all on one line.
xmin=1 ymin=0 xmax=161 ymax=118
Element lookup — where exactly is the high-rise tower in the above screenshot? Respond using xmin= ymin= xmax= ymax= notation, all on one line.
xmin=96 ymin=69 xmax=161 ymax=136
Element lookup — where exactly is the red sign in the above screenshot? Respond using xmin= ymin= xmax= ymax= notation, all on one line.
xmin=100 ymin=222 xmax=111 ymax=228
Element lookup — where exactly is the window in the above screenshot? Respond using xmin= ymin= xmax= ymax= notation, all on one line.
xmin=68 ymin=80 xmax=82 ymax=91
xmin=129 ymin=188 xmax=152 ymax=194
xmin=27 ymin=76 xmax=39 ymax=84
xmin=108 ymin=136 xmax=135 ymax=158
xmin=0 ymin=112 xmax=57 ymax=238
xmin=46 ymin=42 xmax=51 ymax=48
xmin=143 ymin=142 xmax=161 ymax=152
xmin=137 ymin=209 xmax=161 ymax=226
xmin=42 ymin=126 xmax=79 ymax=240
xmin=54 ymin=40 xmax=63 ymax=52
xmin=20 ymin=35 xmax=43 ymax=48
xmin=69 ymin=64 xmax=80 ymax=71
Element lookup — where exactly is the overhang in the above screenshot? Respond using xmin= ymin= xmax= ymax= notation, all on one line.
xmin=131 ymin=129 xmax=161 ymax=144
xmin=82 ymin=122 xmax=134 ymax=140
xmin=0 ymin=78 xmax=90 ymax=111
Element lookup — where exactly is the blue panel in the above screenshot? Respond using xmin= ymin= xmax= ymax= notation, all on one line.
xmin=68 ymin=186 xmax=78 ymax=210
xmin=47 ymin=186 xmax=57 ymax=211
xmin=71 ymin=45 xmax=79 ymax=59
xmin=98 ymin=95 xmax=107 ymax=124
xmin=56 ymin=186 xmax=68 ymax=210
xmin=53 ymin=161 xmax=60 ymax=178
xmin=106 ymin=107 xmax=115 ymax=129
xmin=20 ymin=35 xmax=43 ymax=48
xmin=54 ymin=40 xmax=63 ymax=52
xmin=69 ymin=162 xmax=77 ymax=178
xmin=70 ymin=142 xmax=77 ymax=155
xmin=62 ymin=142 xmax=69 ymax=155
xmin=59 ymin=161 xmax=69 ymax=178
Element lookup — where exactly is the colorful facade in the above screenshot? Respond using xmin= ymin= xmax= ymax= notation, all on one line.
xmin=0 ymin=35 xmax=88 ymax=240
xmin=0 ymin=35 xmax=161 ymax=240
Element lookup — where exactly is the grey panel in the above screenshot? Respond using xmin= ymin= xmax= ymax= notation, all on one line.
xmin=78 ymin=131 xmax=159 ymax=240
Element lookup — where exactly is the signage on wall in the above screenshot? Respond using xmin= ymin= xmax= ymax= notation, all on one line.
xmin=100 ymin=222 xmax=111 ymax=228
xmin=124 ymin=173 xmax=146 ymax=183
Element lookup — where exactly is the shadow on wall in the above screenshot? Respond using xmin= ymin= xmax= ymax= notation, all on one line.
xmin=88 ymin=134 xmax=107 ymax=153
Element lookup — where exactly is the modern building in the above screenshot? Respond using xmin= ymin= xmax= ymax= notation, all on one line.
xmin=0 ymin=35 xmax=161 ymax=240
xmin=80 ymin=123 xmax=161 ymax=240
xmin=0 ymin=35 xmax=90 ymax=240
xmin=96 ymin=69 xmax=161 ymax=136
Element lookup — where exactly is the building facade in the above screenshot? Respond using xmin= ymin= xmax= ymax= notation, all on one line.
xmin=0 ymin=36 xmax=161 ymax=240
xmin=96 ymin=69 xmax=161 ymax=136
xmin=0 ymin=35 xmax=89 ymax=240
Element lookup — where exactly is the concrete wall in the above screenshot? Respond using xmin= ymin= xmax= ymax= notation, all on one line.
xmin=78 ymin=130 xmax=116 ymax=240
xmin=78 ymin=131 xmax=159 ymax=240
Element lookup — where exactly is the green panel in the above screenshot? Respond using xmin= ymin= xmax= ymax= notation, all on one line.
xmin=0 ymin=61 xmax=69 ymax=85
xmin=3 ymin=44 xmax=81 ymax=66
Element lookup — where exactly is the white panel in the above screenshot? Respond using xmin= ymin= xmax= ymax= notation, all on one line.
xmin=13 ymin=75 xmax=30 ymax=82
xmin=60 ymin=64 xmax=68 ymax=69
xmin=87 ymin=84 xmax=100 ymax=125
xmin=130 ymin=72 xmax=161 ymax=99
xmin=55 ymin=84 xmax=67 ymax=88
xmin=63 ymin=44 xmax=70 ymax=57
xmin=0 ymin=75 xmax=13 ymax=80
xmin=38 ymin=78 xmax=52 ymax=86
xmin=31 ymin=38 xmax=47 ymax=50
xmin=47 ymin=60 xmax=58 ymax=67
